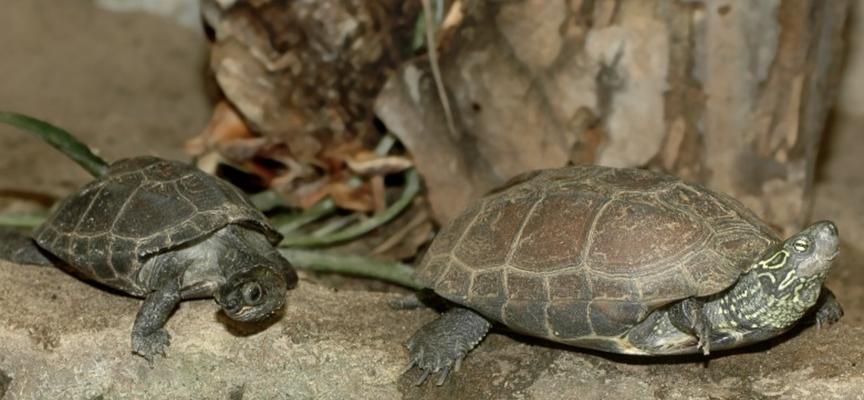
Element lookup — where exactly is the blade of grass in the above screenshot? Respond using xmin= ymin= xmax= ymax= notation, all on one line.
xmin=271 ymin=198 xmax=337 ymax=235
xmin=0 ymin=212 xmax=48 ymax=229
xmin=0 ymin=111 xmax=109 ymax=177
xmin=280 ymin=248 xmax=421 ymax=289
xmin=279 ymin=168 xmax=420 ymax=247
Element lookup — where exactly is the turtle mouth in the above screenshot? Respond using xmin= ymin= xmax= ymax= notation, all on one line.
xmin=227 ymin=305 xmax=277 ymax=322
xmin=826 ymin=251 xmax=839 ymax=261
xmin=230 ymin=306 xmax=255 ymax=320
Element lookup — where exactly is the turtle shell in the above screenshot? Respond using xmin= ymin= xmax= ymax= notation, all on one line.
xmin=414 ymin=166 xmax=779 ymax=345
xmin=33 ymin=156 xmax=281 ymax=295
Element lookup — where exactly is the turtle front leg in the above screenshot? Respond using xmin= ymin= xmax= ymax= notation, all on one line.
xmin=809 ymin=287 xmax=844 ymax=328
xmin=406 ymin=307 xmax=491 ymax=386
xmin=669 ymin=298 xmax=713 ymax=355
xmin=132 ymin=278 xmax=181 ymax=363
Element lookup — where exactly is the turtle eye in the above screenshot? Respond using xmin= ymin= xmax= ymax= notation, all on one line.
xmin=792 ymin=238 xmax=811 ymax=253
xmin=243 ymin=283 xmax=263 ymax=304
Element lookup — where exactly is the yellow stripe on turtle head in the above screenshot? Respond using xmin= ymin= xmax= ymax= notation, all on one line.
xmin=759 ymin=250 xmax=789 ymax=270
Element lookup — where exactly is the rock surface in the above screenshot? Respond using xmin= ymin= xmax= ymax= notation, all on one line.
xmin=0 ymin=262 xmax=863 ymax=399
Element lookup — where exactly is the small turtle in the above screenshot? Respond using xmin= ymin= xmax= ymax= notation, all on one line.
xmin=0 ymin=156 xmax=298 ymax=361
xmin=403 ymin=166 xmax=842 ymax=385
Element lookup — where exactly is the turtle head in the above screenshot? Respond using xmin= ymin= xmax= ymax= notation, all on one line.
xmin=755 ymin=221 xmax=839 ymax=301
xmin=216 ymin=263 xmax=297 ymax=322
xmin=786 ymin=221 xmax=839 ymax=278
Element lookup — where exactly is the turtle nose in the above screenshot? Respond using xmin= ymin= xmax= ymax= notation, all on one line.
xmin=811 ymin=220 xmax=838 ymax=236
xmin=824 ymin=221 xmax=838 ymax=236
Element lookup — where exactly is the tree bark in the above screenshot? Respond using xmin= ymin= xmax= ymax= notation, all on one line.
xmin=376 ymin=0 xmax=849 ymax=235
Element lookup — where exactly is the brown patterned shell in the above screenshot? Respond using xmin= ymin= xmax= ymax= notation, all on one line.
xmin=33 ymin=156 xmax=281 ymax=295
xmin=414 ymin=166 xmax=780 ymax=341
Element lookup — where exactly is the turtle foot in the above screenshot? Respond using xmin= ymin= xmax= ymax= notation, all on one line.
xmin=389 ymin=291 xmax=441 ymax=310
xmin=389 ymin=294 xmax=426 ymax=310
xmin=0 ymin=230 xmax=55 ymax=267
xmin=132 ymin=329 xmax=171 ymax=364
xmin=670 ymin=298 xmax=712 ymax=356
xmin=813 ymin=289 xmax=844 ymax=329
xmin=404 ymin=308 xmax=490 ymax=386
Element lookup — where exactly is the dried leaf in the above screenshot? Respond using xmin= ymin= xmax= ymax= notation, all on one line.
xmin=215 ymin=137 xmax=270 ymax=162
xmin=185 ymin=101 xmax=253 ymax=157
xmin=370 ymin=175 xmax=386 ymax=213
xmin=346 ymin=155 xmax=413 ymax=176
xmin=327 ymin=181 xmax=375 ymax=212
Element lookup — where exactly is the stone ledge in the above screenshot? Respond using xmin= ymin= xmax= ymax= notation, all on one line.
xmin=2 ymin=261 xmax=862 ymax=399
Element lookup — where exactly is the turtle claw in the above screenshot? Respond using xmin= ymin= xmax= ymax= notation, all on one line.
xmin=435 ymin=364 xmax=454 ymax=386
xmin=697 ymin=333 xmax=710 ymax=356
xmin=673 ymin=299 xmax=712 ymax=356
xmin=405 ymin=322 xmax=466 ymax=385
xmin=405 ymin=340 xmax=464 ymax=386
xmin=132 ymin=329 xmax=171 ymax=364
xmin=414 ymin=369 xmax=432 ymax=386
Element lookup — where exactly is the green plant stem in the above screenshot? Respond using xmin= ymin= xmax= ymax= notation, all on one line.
xmin=279 ymin=168 xmax=420 ymax=247
xmin=279 ymin=248 xmax=421 ymax=289
xmin=0 ymin=213 xmax=47 ymax=229
xmin=248 ymin=190 xmax=286 ymax=212
xmin=0 ymin=111 xmax=109 ymax=177
xmin=272 ymin=198 xmax=337 ymax=235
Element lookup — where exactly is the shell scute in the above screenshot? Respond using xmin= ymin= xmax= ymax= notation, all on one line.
xmin=547 ymin=272 xmax=592 ymax=300
xmin=588 ymin=301 xmax=647 ymax=336
xmin=504 ymin=301 xmax=548 ymax=337
xmin=435 ymin=262 xmax=472 ymax=300
xmin=588 ymin=274 xmax=639 ymax=302
xmin=595 ymin=167 xmax=676 ymax=191
xmin=547 ymin=300 xmax=592 ymax=338
xmin=110 ymin=237 xmax=137 ymax=278
xmin=510 ymin=193 xmax=602 ymax=272
xmin=113 ymin=181 xmax=195 ymax=238
xmin=587 ymin=199 xmax=707 ymax=274
xmin=470 ymin=270 xmax=505 ymax=299
xmin=506 ymin=273 xmax=547 ymax=301
xmin=76 ymin=183 xmax=128 ymax=235
xmin=453 ymin=197 xmax=535 ymax=270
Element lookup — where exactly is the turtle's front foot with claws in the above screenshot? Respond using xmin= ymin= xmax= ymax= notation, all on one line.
xmin=812 ymin=288 xmax=844 ymax=328
xmin=132 ymin=329 xmax=171 ymax=362
xmin=131 ymin=279 xmax=181 ymax=364
xmin=405 ymin=308 xmax=490 ymax=386
xmin=670 ymin=298 xmax=713 ymax=355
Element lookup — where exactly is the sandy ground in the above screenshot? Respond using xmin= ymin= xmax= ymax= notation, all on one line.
xmin=0 ymin=0 xmax=862 ymax=399
xmin=0 ymin=0 xmax=210 ymax=199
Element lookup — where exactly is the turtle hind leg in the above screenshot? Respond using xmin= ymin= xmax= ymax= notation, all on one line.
xmin=807 ymin=287 xmax=844 ymax=328
xmin=389 ymin=290 xmax=442 ymax=310
xmin=405 ymin=307 xmax=491 ymax=386
xmin=0 ymin=229 xmax=55 ymax=267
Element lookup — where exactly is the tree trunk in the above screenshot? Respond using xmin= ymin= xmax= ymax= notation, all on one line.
xmin=376 ymin=0 xmax=849 ymax=236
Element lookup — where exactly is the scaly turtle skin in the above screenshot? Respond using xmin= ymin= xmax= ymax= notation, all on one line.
xmin=0 ymin=156 xmax=298 ymax=361
xmin=404 ymin=166 xmax=842 ymax=385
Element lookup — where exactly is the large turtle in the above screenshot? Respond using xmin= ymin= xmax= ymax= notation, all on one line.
xmin=403 ymin=165 xmax=842 ymax=385
xmin=0 ymin=156 xmax=298 ymax=361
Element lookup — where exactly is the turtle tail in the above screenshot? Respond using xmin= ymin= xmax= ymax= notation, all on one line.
xmin=0 ymin=111 xmax=109 ymax=177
